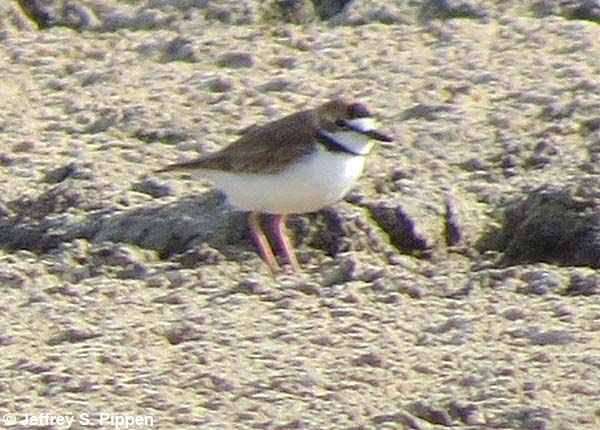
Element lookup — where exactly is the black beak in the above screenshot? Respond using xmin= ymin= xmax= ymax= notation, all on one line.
xmin=363 ymin=129 xmax=393 ymax=142
xmin=339 ymin=119 xmax=393 ymax=142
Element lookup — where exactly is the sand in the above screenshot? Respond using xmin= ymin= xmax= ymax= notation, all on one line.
xmin=1 ymin=1 xmax=599 ymax=429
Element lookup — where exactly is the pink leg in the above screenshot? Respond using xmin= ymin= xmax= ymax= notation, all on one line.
xmin=272 ymin=214 xmax=300 ymax=272
xmin=248 ymin=212 xmax=279 ymax=273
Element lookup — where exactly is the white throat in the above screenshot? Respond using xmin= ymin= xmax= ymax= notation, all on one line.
xmin=321 ymin=117 xmax=379 ymax=156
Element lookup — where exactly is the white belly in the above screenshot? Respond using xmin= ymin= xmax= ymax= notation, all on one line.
xmin=203 ymin=148 xmax=366 ymax=214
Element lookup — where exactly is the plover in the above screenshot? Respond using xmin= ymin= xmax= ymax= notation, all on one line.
xmin=158 ymin=98 xmax=392 ymax=272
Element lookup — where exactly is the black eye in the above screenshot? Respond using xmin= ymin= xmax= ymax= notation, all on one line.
xmin=335 ymin=119 xmax=349 ymax=128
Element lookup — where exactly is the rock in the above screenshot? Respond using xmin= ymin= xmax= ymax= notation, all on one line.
xmin=217 ymin=52 xmax=255 ymax=68
xmin=478 ymin=184 xmax=600 ymax=268
xmin=207 ymin=76 xmax=235 ymax=93
xmin=534 ymin=0 xmax=600 ymax=21
xmin=564 ymin=271 xmax=599 ymax=295
xmin=262 ymin=0 xmax=317 ymax=23
xmin=131 ymin=179 xmax=174 ymax=198
xmin=46 ymin=329 xmax=103 ymax=345
xmin=204 ymin=1 xmax=259 ymax=24
xmin=16 ymin=0 xmax=55 ymax=29
xmin=408 ymin=400 xmax=453 ymax=426
xmin=329 ymin=0 xmax=410 ymax=25
xmin=43 ymin=163 xmax=78 ymax=184
xmin=257 ymin=77 xmax=294 ymax=93
xmin=163 ymin=323 xmax=204 ymax=345
xmin=273 ymin=56 xmax=298 ymax=69
xmin=449 ymin=400 xmax=485 ymax=425
xmin=528 ymin=329 xmax=575 ymax=346
xmin=418 ymin=0 xmax=488 ymax=22
xmin=319 ymin=257 xmax=355 ymax=287
xmin=372 ymin=412 xmax=421 ymax=428
xmin=353 ymin=352 xmax=386 ymax=368
xmin=161 ymin=36 xmax=198 ymax=63
xmin=90 ymin=193 xmax=247 ymax=258
xmin=363 ymin=202 xmax=431 ymax=255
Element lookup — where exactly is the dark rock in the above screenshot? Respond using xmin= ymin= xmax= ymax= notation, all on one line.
xmin=265 ymin=0 xmax=317 ymax=23
xmin=61 ymin=2 xmax=98 ymax=30
xmin=132 ymin=179 xmax=174 ymax=198
xmin=497 ymin=406 xmax=552 ymax=430
xmin=86 ymin=244 xmax=156 ymax=281
xmin=205 ymin=2 xmax=258 ymax=24
xmin=44 ymin=163 xmax=78 ymax=184
xmin=365 ymin=203 xmax=430 ymax=255
xmin=353 ymin=352 xmax=386 ymax=368
xmin=418 ymin=0 xmax=488 ymax=22
xmin=46 ymin=329 xmax=103 ymax=345
xmin=7 ymin=183 xmax=85 ymax=221
xmin=424 ymin=317 xmax=470 ymax=334
xmin=528 ymin=329 xmax=574 ymax=346
xmin=175 ymin=244 xmax=224 ymax=268
xmin=320 ymin=257 xmax=355 ymax=287
xmin=534 ymin=0 xmax=600 ymax=22
xmin=17 ymin=0 xmax=55 ymax=29
xmin=133 ymin=129 xmax=190 ymax=144
xmin=258 ymin=77 xmax=294 ymax=92
xmin=401 ymin=103 xmax=452 ymax=121
xmin=292 ymin=282 xmax=321 ymax=296
xmin=329 ymin=1 xmax=409 ymax=25
xmin=508 ymin=326 xmax=575 ymax=346
xmin=89 ymin=193 xmax=249 ymax=261
xmin=564 ymin=272 xmax=599 ymax=295
xmin=408 ymin=400 xmax=452 ymax=426
xmin=162 ymin=36 xmax=198 ymax=63
xmin=153 ymin=293 xmax=186 ymax=305
xmin=449 ymin=400 xmax=484 ymax=425
xmin=445 ymin=198 xmax=461 ymax=246
xmin=581 ymin=116 xmax=600 ymax=132
xmin=540 ymin=101 xmax=577 ymax=120
xmin=502 ymin=307 xmax=527 ymax=321
xmin=298 ymin=209 xmax=349 ymax=256
xmin=207 ymin=77 xmax=235 ymax=93
xmin=518 ymin=270 xmax=561 ymax=295
xmin=117 ymin=262 xmax=149 ymax=279
xmin=217 ymin=52 xmax=255 ymax=68
xmin=313 ymin=0 xmax=352 ymax=19
xmin=273 ymin=56 xmax=298 ymax=69
xmin=82 ymin=108 xmax=120 ymax=134
xmin=478 ymin=184 xmax=600 ymax=268
xmin=372 ymin=412 xmax=421 ymax=428
xmin=164 ymin=323 xmax=204 ymax=345
xmin=12 ymin=140 xmax=35 ymax=152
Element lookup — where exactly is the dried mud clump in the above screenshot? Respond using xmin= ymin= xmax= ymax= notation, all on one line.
xmin=479 ymin=184 xmax=600 ymax=268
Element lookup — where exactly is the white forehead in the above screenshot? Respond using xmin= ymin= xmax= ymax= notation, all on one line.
xmin=346 ymin=117 xmax=377 ymax=132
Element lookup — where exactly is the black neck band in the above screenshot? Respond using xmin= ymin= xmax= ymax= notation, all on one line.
xmin=316 ymin=132 xmax=361 ymax=156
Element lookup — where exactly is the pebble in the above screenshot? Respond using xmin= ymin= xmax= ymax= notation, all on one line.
xmin=217 ymin=52 xmax=254 ymax=68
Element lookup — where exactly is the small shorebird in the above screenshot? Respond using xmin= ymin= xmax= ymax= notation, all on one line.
xmin=158 ymin=98 xmax=392 ymax=273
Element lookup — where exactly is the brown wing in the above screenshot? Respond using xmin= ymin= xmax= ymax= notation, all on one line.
xmin=158 ymin=109 xmax=319 ymax=175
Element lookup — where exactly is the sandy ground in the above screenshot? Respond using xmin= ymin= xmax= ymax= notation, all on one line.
xmin=1 ymin=2 xmax=600 ymax=429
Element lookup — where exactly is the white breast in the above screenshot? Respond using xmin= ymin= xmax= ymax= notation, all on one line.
xmin=203 ymin=147 xmax=366 ymax=214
